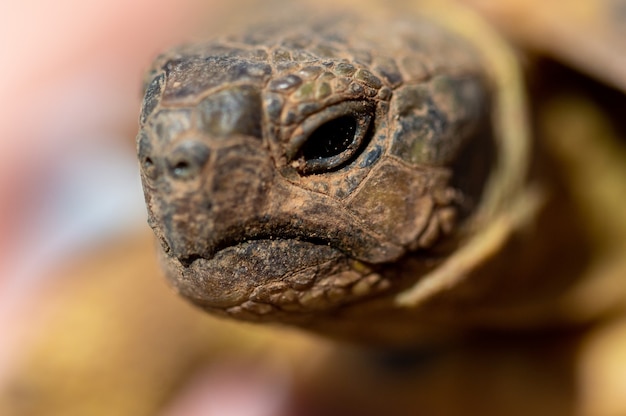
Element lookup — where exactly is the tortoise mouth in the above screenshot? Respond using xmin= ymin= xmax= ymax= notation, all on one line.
xmin=157 ymin=209 xmax=406 ymax=315
xmin=177 ymin=231 xmax=342 ymax=268
xmin=161 ymin=237 xmax=351 ymax=309
xmin=162 ymin=210 xmax=407 ymax=270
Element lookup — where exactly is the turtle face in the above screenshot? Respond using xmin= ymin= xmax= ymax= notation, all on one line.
xmin=137 ymin=17 xmax=491 ymax=322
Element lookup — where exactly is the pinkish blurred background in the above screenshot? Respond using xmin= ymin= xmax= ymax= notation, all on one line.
xmin=0 ymin=0 xmax=205 ymax=385
xmin=0 ymin=0 xmax=208 ymax=281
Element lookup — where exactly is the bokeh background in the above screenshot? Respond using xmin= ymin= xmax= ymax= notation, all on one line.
xmin=0 ymin=0 xmax=203 ymax=370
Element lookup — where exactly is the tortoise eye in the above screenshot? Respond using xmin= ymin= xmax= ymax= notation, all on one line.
xmin=290 ymin=101 xmax=373 ymax=175
xmin=299 ymin=115 xmax=358 ymax=161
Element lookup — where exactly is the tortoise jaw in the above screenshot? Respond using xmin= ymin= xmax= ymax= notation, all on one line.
xmin=175 ymin=227 xmax=341 ymax=267
xmin=160 ymin=238 xmax=348 ymax=309
xmin=160 ymin=236 xmax=394 ymax=319
xmin=160 ymin=216 xmax=390 ymax=306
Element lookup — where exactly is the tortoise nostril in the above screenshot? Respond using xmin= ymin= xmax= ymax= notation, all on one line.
xmin=142 ymin=156 xmax=159 ymax=179
xmin=172 ymin=160 xmax=191 ymax=177
xmin=167 ymin=140 xmax=211 ymax=180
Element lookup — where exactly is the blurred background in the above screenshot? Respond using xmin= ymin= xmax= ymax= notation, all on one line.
xmin=0 ymin=0 xmax=204 ymax=370
xmin=1 ymin=0 xmax=625 ymax=415
xmin=0 ymin=1 xmax=258 ymax=414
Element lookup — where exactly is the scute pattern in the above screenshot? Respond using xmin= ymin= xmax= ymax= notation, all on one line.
xmin=137 ymin=14 xmax=493 ymax=329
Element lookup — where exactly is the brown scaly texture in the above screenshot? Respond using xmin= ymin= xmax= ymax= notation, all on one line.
xmin=137 ymin=1 xmax=626 ymax=344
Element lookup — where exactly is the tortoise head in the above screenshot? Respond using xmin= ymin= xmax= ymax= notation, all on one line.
xmin=137 ymin=16 xmax=494 ymax=328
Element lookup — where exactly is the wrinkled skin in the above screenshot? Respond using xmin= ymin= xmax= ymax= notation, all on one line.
xmin=137 ymin=11 xmax=591 ymax=344
xmin=138 ymin=15 xmax=492 ymax=335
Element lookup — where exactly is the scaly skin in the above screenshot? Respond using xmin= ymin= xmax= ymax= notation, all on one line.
xmin=137 ymin=3 xmax=624 ymax=344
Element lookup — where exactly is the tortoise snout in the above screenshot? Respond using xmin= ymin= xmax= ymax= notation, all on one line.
xmin=144 ymin=136 xmax=276 ymax=262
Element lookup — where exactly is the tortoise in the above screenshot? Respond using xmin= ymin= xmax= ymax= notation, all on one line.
xmin=4 ymin=2 xmax=626 ymax=416
xmin=136 ymin=0 xmax=626 ymax=346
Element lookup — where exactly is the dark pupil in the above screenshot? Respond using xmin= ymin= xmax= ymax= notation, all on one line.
xmin=300 ymin=116 xmax=357 ymax=160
